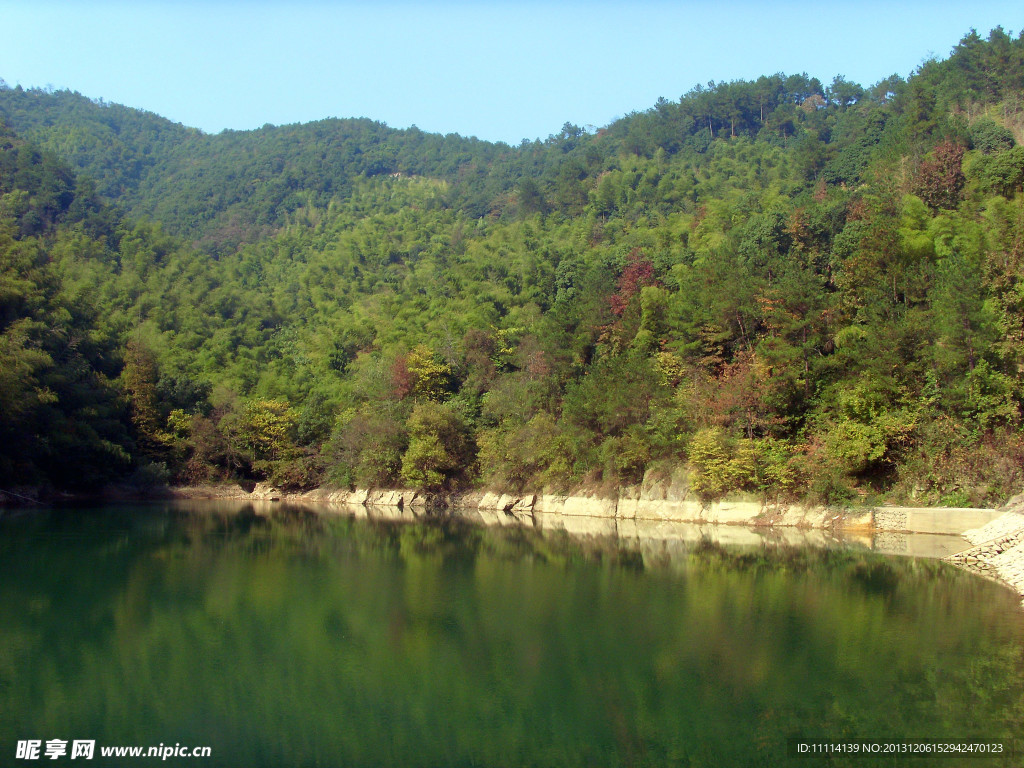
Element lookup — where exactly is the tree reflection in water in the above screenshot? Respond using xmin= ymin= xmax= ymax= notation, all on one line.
xmin=0 ymin=501 xmax=1021 ymax=767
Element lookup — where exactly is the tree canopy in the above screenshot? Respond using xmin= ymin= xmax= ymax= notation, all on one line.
xmin=4 ymin=28 xmax=1024 ymax=505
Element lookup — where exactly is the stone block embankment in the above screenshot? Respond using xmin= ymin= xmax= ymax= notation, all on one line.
xmin=945 ymin=500 xmax=1024 ymax=602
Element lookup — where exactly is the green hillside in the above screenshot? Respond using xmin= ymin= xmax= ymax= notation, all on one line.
xmin=2 ymin=27 xmax=1024 ymax=504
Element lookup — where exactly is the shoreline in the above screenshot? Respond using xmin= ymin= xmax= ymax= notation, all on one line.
xmin=943 ymin=504 xmax=1024 ymax=604
xmin=168 ymin=480 xmax=1007 ymax=536
xmin=6 ymin=480 xmax=1024 ymax=603
xmin=2 ymin=478 xmax=1006 ymax=538
xmin=179 ymin=481 xmax=1024 ymax=603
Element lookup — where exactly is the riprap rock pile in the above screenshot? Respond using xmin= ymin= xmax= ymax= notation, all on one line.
xmin=945 ymin=498 xmax=1024 ymax=602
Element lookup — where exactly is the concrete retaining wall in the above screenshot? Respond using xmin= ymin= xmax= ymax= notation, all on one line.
xmin=873 ymin=506 xmax=1003 ymax=535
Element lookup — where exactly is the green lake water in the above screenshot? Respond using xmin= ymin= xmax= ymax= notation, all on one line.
xmin=0 ymin=500 xmax=1022 ymax=767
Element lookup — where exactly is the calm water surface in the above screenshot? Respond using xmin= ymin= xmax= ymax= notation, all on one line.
xmin=0 ymin=501 xmax=1022 ymax=767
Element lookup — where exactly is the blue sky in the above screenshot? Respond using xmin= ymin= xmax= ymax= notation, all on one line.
xmin=1 ymin=2 xmax=1021 ymax=144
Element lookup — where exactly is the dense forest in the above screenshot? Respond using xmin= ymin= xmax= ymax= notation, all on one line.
xmin=2 ymin=27 xmax=1024 ymax=506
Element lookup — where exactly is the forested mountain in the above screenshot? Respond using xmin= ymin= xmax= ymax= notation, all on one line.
xmin=0 ymin=124 xmax=132 ymax=486
xmin=2 ymin=27 xmax=1024 ymax=505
